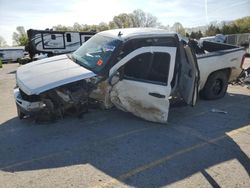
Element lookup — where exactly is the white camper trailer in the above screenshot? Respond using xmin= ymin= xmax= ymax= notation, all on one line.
xmin=0 ymin=46 xmax=25 ymax=63
xmin=26 ymin=29 xmax=95 ymax=58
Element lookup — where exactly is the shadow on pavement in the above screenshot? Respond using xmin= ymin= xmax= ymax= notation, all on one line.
xmin=0 ymin=92 xmax=250 ymax=187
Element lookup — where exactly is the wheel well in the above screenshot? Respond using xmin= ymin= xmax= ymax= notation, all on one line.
xmin=208 ymin=68 xmax=231 ymax=80
xmin=200 ymin=68 xmax=231 ymax=100
xmin=200 ymin=68 xmax=231 ymax=91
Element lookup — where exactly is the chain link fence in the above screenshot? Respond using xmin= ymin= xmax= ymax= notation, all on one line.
xmin=226 ymin=33 xmax=250 ymax=54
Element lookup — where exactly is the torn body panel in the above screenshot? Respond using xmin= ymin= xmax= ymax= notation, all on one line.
xmin=89 ymin=80 xmax=113 ymax=109
xmin=108 ymin=46 xmax=177 ymax=123
xmin=110 ymin=80 xmax=170 ymax=123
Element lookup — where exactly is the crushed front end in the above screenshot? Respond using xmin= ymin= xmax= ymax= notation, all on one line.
xmin=14 ymin=79 xmax=96 ymax=121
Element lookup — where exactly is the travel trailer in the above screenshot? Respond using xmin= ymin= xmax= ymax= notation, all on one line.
xmin=26 ymin=29 xmax=96 ymax=58
xmin=0 ymin=46 xmax=25 ymax=63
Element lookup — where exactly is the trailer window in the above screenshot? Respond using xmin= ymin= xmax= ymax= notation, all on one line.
xmin=84 ymin=36 xmax=91 ymax=42
xmin=66 ymin=33 xmax=71 ymax=42
xmin=51 ymin=34 xmax=56 ymax=40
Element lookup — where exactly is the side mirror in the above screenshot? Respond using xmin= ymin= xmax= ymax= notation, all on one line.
xmin=108 ymin=71 xmax=121 ymax=86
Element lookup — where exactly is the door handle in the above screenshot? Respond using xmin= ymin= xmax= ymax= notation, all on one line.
xmin=148 ymin=92 xmax=165 ymax=98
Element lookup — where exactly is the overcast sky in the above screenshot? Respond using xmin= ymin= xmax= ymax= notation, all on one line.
xmin=0 ymin=0 xmax=249 ymax=45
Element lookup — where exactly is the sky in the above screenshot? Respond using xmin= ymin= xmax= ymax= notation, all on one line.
xmin=0 ymin=0 xmax=249 ymax=45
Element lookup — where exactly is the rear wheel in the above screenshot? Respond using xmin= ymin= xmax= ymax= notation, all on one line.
xmin=200 ymin=70 xmax=229 ymax=100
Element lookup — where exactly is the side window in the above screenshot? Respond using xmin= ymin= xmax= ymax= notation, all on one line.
xmin=117 ymin=37 xmax=176 ymax=63
xmin=123 ymin=52 xmax=170 ymax=85
xmin=152 ymin=38 xmax=177 ymax=47
xmin=117 ymin=39 xmax=152 ymax=62
xmin=51 ymin=34 xmax=56 ymax=40
xmin=84 ymin=36 xmax=91 ymax=42
xmin=124 ymin=53 xmax=152 ymax=80
xmin=132 ymin=38 xmax=153 ymax=49
xmin=116 ymin=41 xmax=134 ymax=62
xmin=148 ymin=52 xmax=170 ymax=84
xmin=66 ymin=33 xmax=71 ymax=42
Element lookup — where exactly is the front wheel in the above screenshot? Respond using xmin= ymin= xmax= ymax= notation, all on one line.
xmin=17 ymin=107 xmax=25 ymax=119
xmin=200 ymin=70 xmax=229 ymax=100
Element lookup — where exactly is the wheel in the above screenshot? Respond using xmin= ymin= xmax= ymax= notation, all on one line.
xmin=200 ymin=70 xmax=229 ymax=100
xmin=17 ymin=58 xmax=21 ymax=63
xmin=17 ymin=107 xmax=25 ymax=119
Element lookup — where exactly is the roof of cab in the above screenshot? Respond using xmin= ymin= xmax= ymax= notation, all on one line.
xmin=98 ymin=28 xmax=178 ymax=41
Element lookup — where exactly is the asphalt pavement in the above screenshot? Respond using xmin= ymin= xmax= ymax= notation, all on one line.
xmin=0 ymin=62 xmax=249 ymax=188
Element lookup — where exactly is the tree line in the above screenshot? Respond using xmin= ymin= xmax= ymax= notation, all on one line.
xmin=205 ymin=17 xmax=250 ymax=36
xmin=0 ymin=9 xmax=249 ymax=47
xmin=52 ymin=9 xmax=160 ymax=32
xmin=189 ymin=16 xmax=250 ymax=39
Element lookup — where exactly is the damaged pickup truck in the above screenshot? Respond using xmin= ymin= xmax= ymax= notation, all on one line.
xmin=14 ymin=28 xmax=246 ymax=123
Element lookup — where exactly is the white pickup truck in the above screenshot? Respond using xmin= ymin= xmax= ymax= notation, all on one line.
xmin=14 ymin=28 xmax=246 ymax=123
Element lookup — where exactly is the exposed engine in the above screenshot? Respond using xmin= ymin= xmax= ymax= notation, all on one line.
xmin=37 ymin=79 xmax=97 ymax=121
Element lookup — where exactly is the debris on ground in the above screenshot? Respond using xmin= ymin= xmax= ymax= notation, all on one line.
xmin=211 ymin=108 xmax=228 ymax=114
xmin=230 ymin=67 xmax=250 ymax=88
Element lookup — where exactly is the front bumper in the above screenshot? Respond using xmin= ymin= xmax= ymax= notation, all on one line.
xmin=14 ymin=88 xmax=46 ymax=115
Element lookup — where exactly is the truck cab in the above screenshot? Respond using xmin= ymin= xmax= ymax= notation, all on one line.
xmin=97 ymin=29 xmax=199 ymax=122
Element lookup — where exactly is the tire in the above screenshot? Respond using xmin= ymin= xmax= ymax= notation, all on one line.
xmin=17 ymin=58 xmax=21 ymax=63
xmin=200 ymin=70 xmax=229 ymax=100
xmin=17 ymin=107 xmax=25 ymax=119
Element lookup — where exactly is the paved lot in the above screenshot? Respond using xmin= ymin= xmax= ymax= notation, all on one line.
xmin=0 ymin=61 xmax=250 ymax=188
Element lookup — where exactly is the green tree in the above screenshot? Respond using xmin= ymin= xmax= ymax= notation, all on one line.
xmin=197 ymin=30 xmax=203 ymax=39
xmin=0 ymin=36 xmax=7 ymax=47
xmin=81 ymin=24 xmax=93 ymax=31
xmin=12 ymin=26 xmax=28 ymax=46
xmin=205 ymin=24 xmax=220 ymax=36
xmin=53 ymin=24 xmax=72 ymax=31
xmin=112 ymin=13 xmax=133 ymax=28
xmin=190 ymin=32 xmax=196 ymax=39
xmin=204 ymin=17 xmax=250 ymax=36
xmin=234 ymin=16 xmax=250 ymax=33
xmin=172 ymin=22 xmax=185 ymax=36
xmin=97 ymin=22 xmax=110 ymax=31
xmin=221 ymin=23 xmax=239 ymax=34
xmin=72 ymin=22 xmax=83 ymax=31
xmin=130 ymin=9 xmax=159 ymax=27
xmin=109 ymin=21 xmax=118 ymax=29
xmin=110 ymin=9 xmax=159 ymax=29
xmin=189 ymin=30 xmax=203 ymax=39
xmin=52 ymin=9 xmax=160 ymax=32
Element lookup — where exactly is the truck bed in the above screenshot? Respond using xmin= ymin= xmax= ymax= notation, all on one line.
xmin=195 ymin=41 xmax=245 ymax=90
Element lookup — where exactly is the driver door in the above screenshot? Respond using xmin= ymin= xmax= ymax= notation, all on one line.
xmin=109 ymin=46 xmax=177 ymax=123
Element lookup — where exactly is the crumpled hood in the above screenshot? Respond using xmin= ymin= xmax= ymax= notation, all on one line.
xmin=16 ymin=54 xmax=96 ymax=95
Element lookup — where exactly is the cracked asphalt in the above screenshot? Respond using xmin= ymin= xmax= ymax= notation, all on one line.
xmin=0 ymin=61 xmax=250 ymax=188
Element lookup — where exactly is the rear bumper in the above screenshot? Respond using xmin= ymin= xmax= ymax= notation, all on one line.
xmin=14 ymin=88 xmax=46 ymax=115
